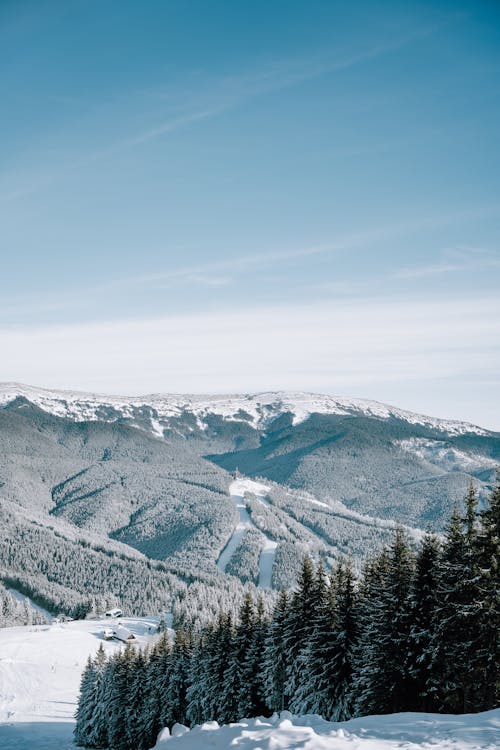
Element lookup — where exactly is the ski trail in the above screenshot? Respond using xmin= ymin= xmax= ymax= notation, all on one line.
xmin=258 ymin=538 xmax=278 ymax=588
xmin=217 ymin=478 xmax=277 ymax=588
xmin=216 ymin=492 xmax=253 ymax=573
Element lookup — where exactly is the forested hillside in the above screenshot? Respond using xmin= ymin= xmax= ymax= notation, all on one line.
xmin=1 ymin=385 xmax=499 ymax=626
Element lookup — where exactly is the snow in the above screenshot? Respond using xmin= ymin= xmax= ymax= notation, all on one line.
xmin=1 ymin=619 xmax=498 ymax=750
xmin=0 ymin=617 xmax=160 ymax=750
xmin=217 ymin=479 xmax=277 ymax=588
xmin=0 ymin=383 xmax=491 ymax=437
xmin=6 ymin=588 xmax=54 ymax=623
xmin=153 ymin=710 xmax=500 ymax=750
xmin=258 ymin=538 xmax=278 ymax=589
xmin=397 ymin=438 xmax=498 ymax=474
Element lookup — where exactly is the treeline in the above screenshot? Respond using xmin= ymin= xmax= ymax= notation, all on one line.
xmin=0 ymin=582 xmax=47 ymax=627
xmin=74 ymin=481 xmax=499 ymax=750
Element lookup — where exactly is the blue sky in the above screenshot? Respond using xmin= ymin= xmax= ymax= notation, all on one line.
xmin=1 ymin=0 xmax=500 ymax=428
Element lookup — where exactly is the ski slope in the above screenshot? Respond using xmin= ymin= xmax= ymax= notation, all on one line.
xmin=0 ymin=617 xmax=160 ymax=750
xmin=154 ymin=710 xmax=500 ymax=750
xmin=217 ymin=479 xmax=277 ymax=588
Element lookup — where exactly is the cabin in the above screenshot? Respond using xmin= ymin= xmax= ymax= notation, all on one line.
xmin=105 ymin=608 xmax=123 ymax=619
xmin=113 ymin=624 xmax=136 ymax=643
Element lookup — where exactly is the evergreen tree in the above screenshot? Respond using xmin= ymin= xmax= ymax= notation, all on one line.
xmin=219 ymin=593 xmax=255 ymax=722
xmin=140 ymin=634 xmax=171 ymax=749
xmin=407 ymin=533 xmax=441 ymax=711
xmin=429 ymin=489 xmax=483 ymax=713
xmin=80 ymin=644 xmax=109 ymax=749
xmin=474 ymin=477 xmax=500 ymax=710
xmin=283 ymin=556 xmax=318 ymax=707
xmin=160 ymin=629 xmax=192 ymax=728
xmin=125 ymin=647 xmax=149 ymax=750
xmin=288 ymin=560 xmax=331 ymax=715
xmin=353 ymin=529 xmax=415 ymax=715
xmin=74 ymin=655 xmax=97 ymax=747
xmin=238 ymin=595 xmax=269 ymax=718
xmin=327 ymin=560 xmax=357 ymax=720
xmin=262 ymin=590 xmax=289 ymax=712
xmin=107 ymin=647 xmax=136 ymax=750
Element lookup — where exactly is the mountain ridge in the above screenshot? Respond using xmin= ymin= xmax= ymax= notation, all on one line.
xmin=0 ymin=382 xmax=493 ymax=437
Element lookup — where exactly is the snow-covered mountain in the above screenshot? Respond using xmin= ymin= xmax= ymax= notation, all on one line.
xmin=0 ymin=381 xmax=498 ymax=618
xmin=0 ymin=382 xmax=492 ymax=436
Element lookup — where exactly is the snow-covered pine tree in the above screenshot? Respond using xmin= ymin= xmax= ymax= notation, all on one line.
xmin=238 ymin=595 xmax=269 ymax=718
xmin=74 ymin=655 xmax=97 ymax=747
xmin=326 ymin=560 xmax=357 ymax=720
xmin=407 ymin=533 xmax=441 ymax=712
xmin=106 ymin=646 xmax=136 ymax=750
xmin=80 ymin=644 xmax=110 ymax=749
xmin=429 ymin=487 xmax=483 ymax=713
xmin=124 ymin=647 xmax=149 ymax=750
xmin=283 ymin=555 xmax=319 ymax=708
xmin=139 ymin=634 xmax=171 ymax=749
xmin=185 ymin=625 xmax=212 ymax=725
xmin=219 ymin=593 xmax=254 ymax=723
xmin=474 ymin=477 xmax=500 ymax=710
xmin=159 ymin=628 xmax=192 ymax=728
xmin=353 ymin=528 xmax=415 ymax=715
xmin=262 ymin=589 xmax=289 ymax=712
xmin=288 ymin=560 xmax=331 ymax=715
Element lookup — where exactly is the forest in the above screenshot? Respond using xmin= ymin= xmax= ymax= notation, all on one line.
xmin=74 ymin=480 xmax=500 ymax=750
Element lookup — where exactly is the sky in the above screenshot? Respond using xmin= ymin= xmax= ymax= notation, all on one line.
xmin=1 ymin=0 xmax=500 ymax=429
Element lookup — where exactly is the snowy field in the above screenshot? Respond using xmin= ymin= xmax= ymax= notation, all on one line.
xmin=0 ymin=617 xmax=160 ymax=750
xmin=155 ymin=711 xmax=500 ymax=750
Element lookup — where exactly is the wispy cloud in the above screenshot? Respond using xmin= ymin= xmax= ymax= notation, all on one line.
xmin=394 ymin=247 xmax=500 ymax=280
xmin=0 ymin=22 xmax=444 ymax=204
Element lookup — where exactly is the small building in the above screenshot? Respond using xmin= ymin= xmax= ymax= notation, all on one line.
xmin=104 ymin=608 xmax=123 ymax=619
xmin=113 ymin=624 xmax=136 ymax=643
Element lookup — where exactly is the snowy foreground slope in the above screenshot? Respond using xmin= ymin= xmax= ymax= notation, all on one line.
xmin=0 ymin=622 xmax=498 ymax=750
xmin=0 ymin=618 xmax=159 ymax=750
xmin=155 ymin=711 xmax=500 ymax=750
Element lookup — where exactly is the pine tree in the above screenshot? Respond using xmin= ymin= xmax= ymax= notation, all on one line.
xmin=140 ymin=634 xmax=171 ymax=749
xmin=327 ymin=560 xmax=357 ymax=720
xmin=353 ymin=529 xmax=415 ymax=715
xmin=160 ymin=629 xmax=192 ymax=728
xmin=74 ymin=655 xmax=97 ymax=747
xmin=77 ymin=644 xmax=108 ymax=749
xmin=238 ymin=595 xmax=268 ymax=718
xmin=125 ymin=647 xmax=149 ymax=750
xmin=475 ymin=477 xmax=500 ymax=710
xmin=283 ymin=556 xmax=318 ymax=708
xmin=107 ymin=647 xmax=136 ymax=750
xmin=186 ymin=626 xmax=212 ymax=725
xmin=262 ymin=590 xmax=289 ymax=712
xmin=288 ymin=560 xmax=331 ymax=715
xmin=407 ymin=533 xmax=441 ymax=711
xmin=219 ymin=593 xmax=255 ymax=722
xmin=429 ymin=488 xmax=483 ymax=713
